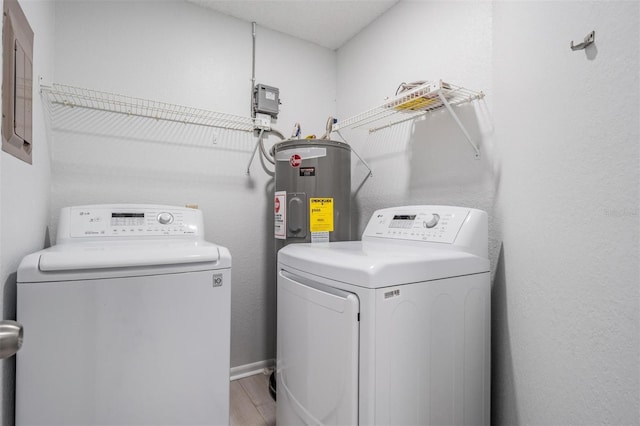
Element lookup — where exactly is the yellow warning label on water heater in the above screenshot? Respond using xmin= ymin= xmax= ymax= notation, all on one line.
xmin=309 ymin=198 xmax=334 ymax=233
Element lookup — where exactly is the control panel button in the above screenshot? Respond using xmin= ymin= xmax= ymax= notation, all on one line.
xmin=423 ymin=213 xmax=440 ymax=229
xmin=157 ymin=212 xmax=174 ymax=225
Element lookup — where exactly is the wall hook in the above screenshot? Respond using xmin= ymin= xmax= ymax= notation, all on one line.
xmin=571 ymin=30 xmax=595 ymax=51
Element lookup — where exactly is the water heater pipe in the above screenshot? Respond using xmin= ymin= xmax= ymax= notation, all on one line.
xmin=244 ymin=21 xmax=288 ymax=174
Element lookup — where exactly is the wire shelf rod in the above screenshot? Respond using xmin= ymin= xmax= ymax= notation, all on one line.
xmin=332 ymin=80 xmax=484 ymax=159
xmin=41 ymin=83 xmax=255 ymax=132
xmin=334 ymin=80 xmax=483 ymax=133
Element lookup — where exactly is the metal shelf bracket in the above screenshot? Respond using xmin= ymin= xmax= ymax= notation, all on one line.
xmin=333 ymin=80 xmax=484 ymax=159
xmin=335 ymin=129 xmax=373 ymax=177
xmin=437 ymin=91 xmax=480 ymax=159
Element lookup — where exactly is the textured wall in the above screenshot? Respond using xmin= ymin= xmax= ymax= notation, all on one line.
xmin=491 ymin=2 xmax=639 ymax=424
xmin=337 ymin=0 xmax=639 ymax=424
xmin=337 ymin=1 xmax=497 ymax=257
xmin=51 ymin=0 xmax=337 ymax=369
xmin=0 ymin=1 xmax=55 ymax=424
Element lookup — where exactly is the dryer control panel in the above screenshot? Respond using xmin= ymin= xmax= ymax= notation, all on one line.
xmin=56 ymin=205 xmax=204 ymax=243
xmin=362 ymin=205 xmax=487 ymax=252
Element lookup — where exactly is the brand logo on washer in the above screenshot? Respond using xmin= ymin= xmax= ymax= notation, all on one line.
xmin=212 ymin=274 xmax=223 ymax=287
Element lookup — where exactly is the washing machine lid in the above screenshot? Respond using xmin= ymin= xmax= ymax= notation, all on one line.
xmin=18 ymin=240 xmax=231 ymax=283
xmin=278 ymin=241 xmax=489 ymax=288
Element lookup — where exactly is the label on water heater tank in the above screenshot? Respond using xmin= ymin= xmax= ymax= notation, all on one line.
xmin=274 ymin=191 xmax=286 ymax=240
xmin=311 ymin=231 xmax=329 ymax=243
xmin=309 ymin=198 xmax=334 ymax=233
xmin=275 ymin=147 xmax=328 ymax=162
xmin=299 ymin=167 xmax=315 ymax=177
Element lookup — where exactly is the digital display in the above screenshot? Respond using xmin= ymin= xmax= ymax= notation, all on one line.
xmin=111 ymin=212 xmax=145 ymax=227
xmin=389 ymin=214 xmax=416 ymax=229
xmin=392 ymin=215 xmax=416 ymax=221
xmin=112 ymin=213 xmax=145 ymax=218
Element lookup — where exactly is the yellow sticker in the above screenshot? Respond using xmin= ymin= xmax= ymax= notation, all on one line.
xmin=393 ymin=96 xmax=439 ymax=111
xmin=309 ymin=198 xmax=334 ymax=232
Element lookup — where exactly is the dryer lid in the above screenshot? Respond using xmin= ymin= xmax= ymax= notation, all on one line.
xmin=278 ymin=241 xmax=489 ymax=288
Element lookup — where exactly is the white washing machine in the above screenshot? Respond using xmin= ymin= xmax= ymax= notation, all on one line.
xmin=276 ymin=205 xmax=490 ymax=426
xmin=16 ymin=204 xmax=231 ymax=426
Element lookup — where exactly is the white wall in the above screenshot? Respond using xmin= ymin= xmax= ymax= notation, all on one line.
xmin=0 ymin=0 xmax=55 ymax=424
xmin=337 ymin=0 xmax=639 ymax=424
xmin=491 ymin=2 xmax=639 ymax=424
xmin=52 ymin=0 xmax=336 ymax=370
xmin=337 ymin=0 xmax=497 ymax=254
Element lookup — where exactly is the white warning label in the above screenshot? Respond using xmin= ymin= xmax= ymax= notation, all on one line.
xmin=274 ymin=191 xmax=286 ymax=240
xmin=311 ymin=231 xmax=329 ymax=243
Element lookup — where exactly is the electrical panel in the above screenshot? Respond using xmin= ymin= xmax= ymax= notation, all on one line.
xmin=2 ymin=0 xmax=34 ymax=164
xmin=254 ymin=84 xmax=280 ymax=118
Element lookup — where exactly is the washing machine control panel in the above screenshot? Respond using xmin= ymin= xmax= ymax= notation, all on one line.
xmin=62 ymin=205 xmax=203 ymax=240
xmin=363 ymin=206 xmax=472 ymax=244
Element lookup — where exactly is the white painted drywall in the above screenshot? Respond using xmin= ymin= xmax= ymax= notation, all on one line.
xmin=52 ymin=0 xmax=336 ymax=370
xmin=337 ymin=0 xmax=639 ymax=424
xmin=0 ymin=0 xmax=55 ymax=423
xmin=491 ymin=2 xmax=639 ymax=424
xmin=337 ymin=0 xmax=497 ymax=253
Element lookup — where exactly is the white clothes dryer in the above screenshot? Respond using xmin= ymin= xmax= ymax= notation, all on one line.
xmin=16 ymin=204 xmax=231 ymax=426
xmin=276 ymin=205 xmax=490 ymax=426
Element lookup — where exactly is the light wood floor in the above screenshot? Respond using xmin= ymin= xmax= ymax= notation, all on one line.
xmin=230 ymin=372 xmax=276 ymax=426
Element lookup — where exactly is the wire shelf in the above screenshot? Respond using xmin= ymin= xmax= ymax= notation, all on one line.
xmin=40 ymin=83 xmax=255 ymax=132
xmin=334 ymin=80 xmax=484 ymax=133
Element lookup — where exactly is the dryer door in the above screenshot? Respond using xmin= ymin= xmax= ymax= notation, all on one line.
xmin=277 ymin=270 xmax=359 ymax=426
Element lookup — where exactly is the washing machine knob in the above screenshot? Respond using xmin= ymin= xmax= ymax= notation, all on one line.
xmin=423 ymin=213 xmax=440 ymax=229
xmin=157 ymin=212 xmax=174 ymax=225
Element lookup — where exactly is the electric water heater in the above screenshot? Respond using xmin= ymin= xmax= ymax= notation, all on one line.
xmin=274 ymin=139 xmax=351 ymax=249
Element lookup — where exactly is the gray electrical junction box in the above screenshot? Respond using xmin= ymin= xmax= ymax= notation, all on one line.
xmin=254 ymin=84 xmax=280 ymax=118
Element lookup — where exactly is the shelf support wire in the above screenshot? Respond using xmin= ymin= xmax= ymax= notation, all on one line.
xmin=335 ymin=129 xmax=373 ymax=177
xmin=436 ymin=91 xmax=480 ymax=159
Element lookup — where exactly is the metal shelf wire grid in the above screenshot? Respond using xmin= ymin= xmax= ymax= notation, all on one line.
xmin=334 ymin=80 xmax=484 ymax=133
xmin=40 ymin=83 xmax=255 ymax=132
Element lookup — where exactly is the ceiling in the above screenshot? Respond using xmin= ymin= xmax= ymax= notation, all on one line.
xmin=187 ymin=0 xmax=400 ymax=50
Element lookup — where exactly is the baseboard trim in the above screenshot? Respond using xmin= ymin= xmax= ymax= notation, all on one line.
xmin=230 ymin=359 xmax=275 ymax=381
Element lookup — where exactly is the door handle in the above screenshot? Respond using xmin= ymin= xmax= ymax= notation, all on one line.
xmin=0 ymin=320 xmax=23 ymax=359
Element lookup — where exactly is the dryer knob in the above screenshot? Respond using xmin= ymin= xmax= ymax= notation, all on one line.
xmin=423 ymin=213 xmax=440 ymax=229
xmin=157 ymin=212 xmax=174 ymax=225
